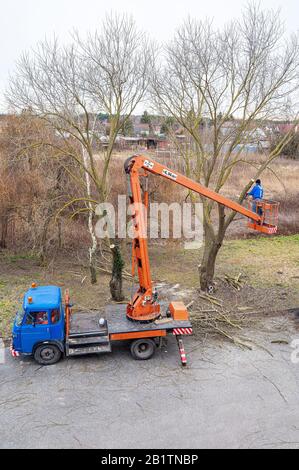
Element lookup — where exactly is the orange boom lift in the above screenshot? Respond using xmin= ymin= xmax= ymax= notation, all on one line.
xmin=124 ymin=155 xmax=279 ymax=322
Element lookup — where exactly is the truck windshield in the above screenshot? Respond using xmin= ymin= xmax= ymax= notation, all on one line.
xmin=15 ymin=310 xmax=25 ymax=327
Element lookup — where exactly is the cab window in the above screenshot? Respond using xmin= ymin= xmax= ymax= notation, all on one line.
xmin=15 ymin=310 xmax=25 ymax=327
xmin=51 ymin=309 xmax=60 ymax=324
xmin=26 ymin=311 xmax=48 ymax=325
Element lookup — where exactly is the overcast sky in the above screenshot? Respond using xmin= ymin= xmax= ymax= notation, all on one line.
xmin=0 ymin=0 xmax=298 ymax=112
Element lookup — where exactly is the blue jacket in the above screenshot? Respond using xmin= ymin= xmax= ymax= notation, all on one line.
xmin=248 ymin=184 xmax=263 ymax=200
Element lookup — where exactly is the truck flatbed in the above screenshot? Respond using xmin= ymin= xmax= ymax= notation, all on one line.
xmin=67 ymin=305 xmax=192 ymax=363
xmin=69 ymin=311 xmax=106 ymax=336
xmin=70 ymin=304 xmax=192 ymax=337
xmin=106 ymin=304 xmax=192 ymax=333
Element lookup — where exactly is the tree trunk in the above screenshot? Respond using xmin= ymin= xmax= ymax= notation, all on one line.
xmin=82 ymin=146 xmax=98 ymax=285
xmin=109 ymin=243 xmax=124 ymax=301
xmin=0 ymin=215 xmax=8 ymax=249
xmin=199 ymin=239 xmax=223 ymax=291
xmin=39 ymin=216 xmax=51 ymax=265
xmin=57 ymin=218 xmax=62 ymax=250
xmin=200 ymin=206 xmax=226 ymax=291
xmin=89 ymin=251 xmax=97 ymax=284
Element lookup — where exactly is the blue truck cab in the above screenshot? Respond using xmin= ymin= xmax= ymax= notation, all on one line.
xmin=12 ymin=284 xmax=65 ymax=364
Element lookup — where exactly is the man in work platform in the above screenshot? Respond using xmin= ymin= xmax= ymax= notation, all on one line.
xmin=246 ymin=179 xmax=264 ymax=216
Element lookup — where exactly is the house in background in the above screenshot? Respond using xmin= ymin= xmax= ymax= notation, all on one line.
xmin=275 ymin=122 xmax=299 ymax=134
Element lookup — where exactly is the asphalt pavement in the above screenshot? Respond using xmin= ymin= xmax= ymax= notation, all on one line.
xmin=1 ymin=317 xmax=299 ymax=449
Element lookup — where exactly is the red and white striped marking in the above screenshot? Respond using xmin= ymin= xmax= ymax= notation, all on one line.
xmin=173 ymin=327 xmax=193 ymax=335
xmin=177 ymin=337 xmax=187 ymax=366
xmin=10 ymin=345 xmax=20 ymax=357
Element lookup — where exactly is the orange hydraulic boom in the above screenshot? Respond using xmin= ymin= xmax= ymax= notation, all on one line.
xmin=124 ymin=155 xmax=278 ymax=322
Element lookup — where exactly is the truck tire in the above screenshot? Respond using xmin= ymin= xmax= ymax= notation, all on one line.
xmin=130 ymin=338 xmax=156 ymax=360
xmin=34 ymin=343 xmax=62 ymax=365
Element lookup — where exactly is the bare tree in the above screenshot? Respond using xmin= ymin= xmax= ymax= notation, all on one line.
xmin=77 ymin=13 xmax=154 ymax=200
xmin=6 ymin=13 xmax=153 ymax=297
xmin=151 ymin=2 xmax=299 ymax=291
xmin=6 ymin=40 xmax=101 ymax=278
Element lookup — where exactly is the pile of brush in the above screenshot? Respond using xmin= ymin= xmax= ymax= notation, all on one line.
xmin=188 ymin=292 xmax=260 ymax=350
xmin=224 ymin=272 xmax=244 ymax=291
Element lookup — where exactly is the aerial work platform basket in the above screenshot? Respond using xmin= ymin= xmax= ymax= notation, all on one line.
xmin=247 ymin=199 xmax=279 ymax=234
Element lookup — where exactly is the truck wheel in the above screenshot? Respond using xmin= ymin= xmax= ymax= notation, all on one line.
xmin=34 ymin=344 xmax=62 ymax=365
xmin=130 ymin=338 xmax=156 ymax=360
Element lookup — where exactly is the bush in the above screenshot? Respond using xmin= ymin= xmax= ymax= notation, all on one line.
xmin=271 ymin=132 xmax=299 ymax=159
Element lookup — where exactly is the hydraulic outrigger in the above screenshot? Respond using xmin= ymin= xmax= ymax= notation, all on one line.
xmin=11 ymin=155 xmax=279 ymax=366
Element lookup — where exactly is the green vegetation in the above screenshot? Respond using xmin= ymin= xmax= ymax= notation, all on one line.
xmin=0 ymin=290 xmax=23 ymax=342
xmin=150 ymin=235 xmax=299 ymax=290
xmin=140 ymin=110 xmax=151 ymax=124
xmin=0 ymin=252 xmax=39 ymax=263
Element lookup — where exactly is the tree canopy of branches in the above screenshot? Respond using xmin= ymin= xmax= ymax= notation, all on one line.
xmin=6 ymin=13 xmax=154 ymax=296
xmin=151 ymin=2 xmax=299 ymax=290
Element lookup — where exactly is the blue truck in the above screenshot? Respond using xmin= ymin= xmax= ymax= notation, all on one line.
xmin=11 ymin=283 xmax=193 ymax=365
